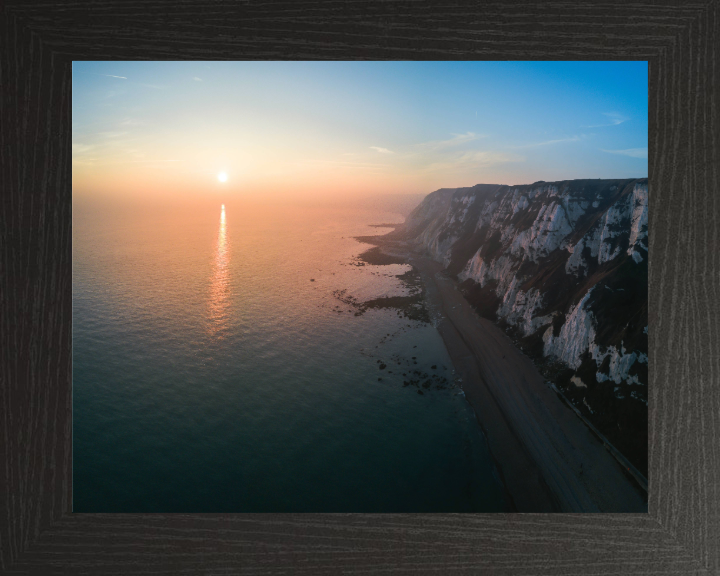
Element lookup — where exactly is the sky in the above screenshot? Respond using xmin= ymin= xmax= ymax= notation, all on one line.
xmin=72 ymin=61 xmax=648 ymax=202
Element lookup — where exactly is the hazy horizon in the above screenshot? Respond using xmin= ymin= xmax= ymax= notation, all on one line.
xmin=72 ymin=61 xmax=648 ymax=203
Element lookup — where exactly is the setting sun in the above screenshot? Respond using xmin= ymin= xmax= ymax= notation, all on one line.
xmin=218 ymin=172 xmax=228 ymax=183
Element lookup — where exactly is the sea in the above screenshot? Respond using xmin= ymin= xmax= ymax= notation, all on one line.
xmin=72 ymin=197 xmax=508 ymax=512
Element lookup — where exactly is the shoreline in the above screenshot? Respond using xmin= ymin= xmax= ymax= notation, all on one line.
xmin=368 ymin=238 xmax=647 ymax=512
xmin=414 ymin=256 xmax=558 ymax=512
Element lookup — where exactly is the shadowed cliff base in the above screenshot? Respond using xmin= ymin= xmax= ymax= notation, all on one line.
xmin=384 ymin=179 xmax=648 ymax=478
xmin=361 ymin=231 xmax=647 ymax=512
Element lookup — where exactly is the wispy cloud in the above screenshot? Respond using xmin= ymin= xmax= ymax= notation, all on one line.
xmin=300 ymin=159 xmax=388 ymax=167
xmin=425 ymin=150 xmax=523 ymax=172
xmin=297 ymin=158 xmax=390 ymax=175
xmin=415 ymin=132 xmax=485 ymax=151
xmin=98 ymin=131 xmax=128 ymax=139
xmin=193 ymin=77 xmax=203 ymax=82
xmin=600 ymin=147 xmax=648 ymax=159
xmin=72 ymin=142 xmax=97 ymax=166
xmin=582 ymin=112 xmax=628 ymax=128
xmin=72 ymin=143 xmax=95 ymax=154
xmin=99 ymin=74 xmax=127 ymax=80
xmin=119 ymin=118 xmax=143 ymax=126
xmin=510 ymin=135 xmax=581 ymax=149
xmin=297 ymin=158 xmax=388 ymax=170
xmin=369 ymin=146 xmax=394 ymax=154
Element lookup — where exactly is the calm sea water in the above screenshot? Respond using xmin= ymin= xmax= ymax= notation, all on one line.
xmin=72 ymin=198 xmax=507 ymax=512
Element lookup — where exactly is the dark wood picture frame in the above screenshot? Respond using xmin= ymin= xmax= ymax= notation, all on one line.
xmin=1 ymin=1 xmax=717 ymax=574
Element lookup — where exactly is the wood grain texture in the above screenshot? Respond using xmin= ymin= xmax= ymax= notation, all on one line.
xmin=1 ymin=1 xmax=718 ymax=574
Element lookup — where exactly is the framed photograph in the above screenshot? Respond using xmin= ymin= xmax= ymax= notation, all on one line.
xmin=2 ymin=1 xmax=717 ymax=574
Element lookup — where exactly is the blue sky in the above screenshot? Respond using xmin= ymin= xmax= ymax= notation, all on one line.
xmin=73 ymin=61 xmax=648 ymax=199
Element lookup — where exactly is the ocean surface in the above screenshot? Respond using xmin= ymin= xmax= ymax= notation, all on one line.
xmin=72 ymin=198 xmax=508 ymax=512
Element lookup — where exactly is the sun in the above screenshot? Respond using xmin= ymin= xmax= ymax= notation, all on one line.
xmin=217 ymin=172 xmax=228 ymax=183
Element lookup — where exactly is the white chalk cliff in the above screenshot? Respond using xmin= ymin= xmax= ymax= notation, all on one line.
xmin=400 ymin=179 xmax=648 ymax=402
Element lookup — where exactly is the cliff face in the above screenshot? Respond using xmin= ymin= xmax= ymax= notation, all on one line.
xmin=399 ymin=178 xmax=648 ymax=471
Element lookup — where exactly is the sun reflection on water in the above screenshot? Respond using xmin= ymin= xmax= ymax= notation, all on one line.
xmin=207 ymin=204 xmax=229 ymax=336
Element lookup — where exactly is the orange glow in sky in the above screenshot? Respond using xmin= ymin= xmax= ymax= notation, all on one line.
xmin=72 ymin=62 xmax=647 ymax=202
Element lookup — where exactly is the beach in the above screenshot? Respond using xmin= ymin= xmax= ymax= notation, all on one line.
xmin=372 ymin=239 xmax=648 ymax=513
